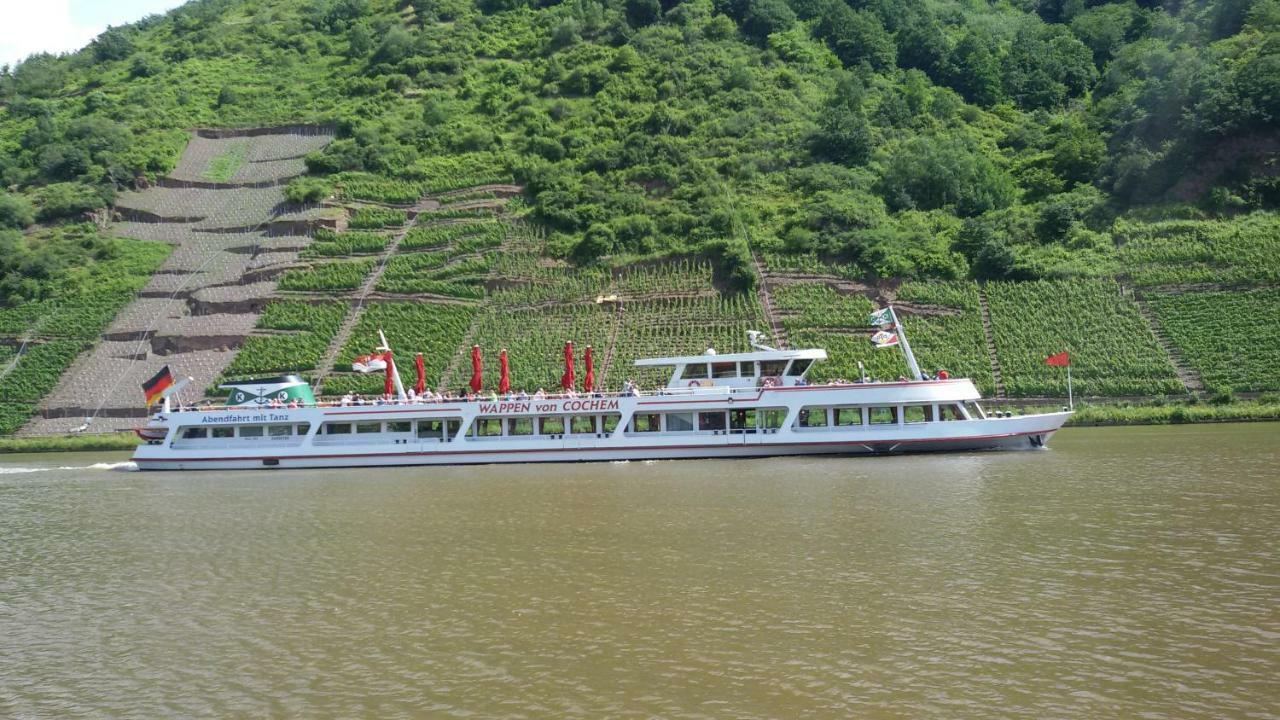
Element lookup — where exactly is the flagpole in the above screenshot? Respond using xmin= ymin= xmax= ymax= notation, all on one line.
xmin=377 ymin=329 xmax=408 ymax=402
xmin=890 ymin=306 xmax=923 ymax=381
xmin=1067 ymin=363 xmax=1073 ymax=410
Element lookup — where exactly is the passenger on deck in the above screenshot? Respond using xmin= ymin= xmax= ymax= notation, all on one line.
xmin=287 ymin=399 xmax=299 ymax=409
xmin=534 ymin=388 xmax=547 ymax=399
xmin=516 ymin=389 xmax=529 ymax=400
xmin=937 ymin=369 xmax=950 ymax=380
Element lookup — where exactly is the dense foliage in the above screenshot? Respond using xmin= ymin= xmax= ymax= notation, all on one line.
xmin=0 ymin=0 xmax=1274 ymax=278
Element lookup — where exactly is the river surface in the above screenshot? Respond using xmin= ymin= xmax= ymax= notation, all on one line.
xmin=1 ymin=424 xmax=1277 ymax=718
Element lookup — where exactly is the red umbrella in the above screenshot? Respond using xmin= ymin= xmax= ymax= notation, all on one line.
xmin=560 ymin=341 xmax=574 ymax=392
xmin=583 ymin=345 xmax=595 ymax=393
xmin=383 ymin=349 xmax=395 ymax=397
xmin=469 ymin=345 xmax=483 ymax=393
xmin=498 ymin=349 xmax=511 ymax=394
xmin=414 ymin=352 xmax=426 ymax=396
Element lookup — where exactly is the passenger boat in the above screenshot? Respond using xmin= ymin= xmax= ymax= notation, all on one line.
xmin=131 ymin=313 xmax=1072 ymax=471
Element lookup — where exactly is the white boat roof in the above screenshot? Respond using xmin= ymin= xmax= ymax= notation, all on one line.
xmin=633 ymin=348 xmax=828 ymax=367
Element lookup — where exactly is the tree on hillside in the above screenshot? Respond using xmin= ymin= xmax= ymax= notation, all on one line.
xmin=878 ymin=136 xmax=1016 ymax=217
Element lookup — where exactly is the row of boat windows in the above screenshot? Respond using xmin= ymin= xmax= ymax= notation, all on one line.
xmin=680 ymin=358 xmax=813 ymax=380
xmin=176 ymin=403 xmax=979 ymax=441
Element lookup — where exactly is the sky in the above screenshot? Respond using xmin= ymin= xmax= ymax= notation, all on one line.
xmin=0 ymin=0 xmax=188 ymax=69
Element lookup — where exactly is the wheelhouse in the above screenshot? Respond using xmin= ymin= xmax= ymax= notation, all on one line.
xmin=634 ymin=348 xmax=828 ymax=390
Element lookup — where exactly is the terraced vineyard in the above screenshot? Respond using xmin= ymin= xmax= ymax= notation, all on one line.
xmin=0 ymin=239 xmax=171 ymax=433
xmin=985 ymin=280 xmax=1183 ymax=397
xmin=324 ymin=303 xmax=478 ymax=395
xmin=1147 ymin=289 xmax=1280 ymax=393
xmin=1116 ymin=213 xmax=1280 ymax=288
xmin=221 ymin=301 xmax=348 ymax=378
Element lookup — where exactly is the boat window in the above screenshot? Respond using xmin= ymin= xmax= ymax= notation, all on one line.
xmin=698 ymin=411 xmax=727 ymax=431
xmin=296 ymin=423 xmax=311 ymax=435
xmin=324 ymin=423 xmax=352 ymax=435
xmin=602 ymin=414 xmax=621 ymax=434
xmin=417 ymin=420 xmax=444 ymax=439
xmin=738 ymin=361 xmax=756 ymax=377
xmin=760 ymin=408 xmax=787 ymax=429
xmin=729 ymin=408 xmax=753 ymax=430
xmin=508 ymin=417 xmax=534 ymax=436
xmin=963 ymin=401 xmax=986 ymax=419
xmin=269 ymin=425 xmax=293 ymax=437
xmin=759 ymin=360 xmax=787 ymax=376
xmin=787 ymin=359 xmax=813 ymax=376
xmin=539 ymin=417 xmax=565 ymax=435
xmin=903 ymin=405 xmax=932 ymax=424
xmin=181 ymin=427 xmax=207 ymax=439
xmin=569 ymin=415 xmax=596 ymax=434
xmin=797 ymin=406 xmax=829 ymax=428
xmin=472 ymin=417 xmax=503 ymax=437
xmin=665 ymin=412 xmax=694 ymax=432
xmin=680 ymin=363 xmax=709 ymax=379
xmin=834 ymin=407 xmax=863 ymax=426
xmin=939 ymin=404 xmax=965 ymax=421
xmin=386 ymin=421 xmax=411 ymax=433
xmin=868 ymin=407 xmax=898 ymax=425
xmin=239 ymin=425 xmax=264 ymax=437
xmin=356 ymin=422 xmax=381 ymax=434
xmin=711 ymin=362 xmax=737 ymax=379
xmin=212 ymin=426 xmax=235 ymax=439
xmin=629 ymin=413 xmax=661 ymax=432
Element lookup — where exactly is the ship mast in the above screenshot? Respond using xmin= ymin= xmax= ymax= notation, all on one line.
xmin=889 ymin=306 xmax=923 ymax=381
xmin=377 ymin=329 xmax=408 ymax=402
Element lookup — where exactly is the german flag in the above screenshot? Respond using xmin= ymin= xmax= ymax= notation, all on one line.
xmin=142 ymin=366 xmax=174 ymax=407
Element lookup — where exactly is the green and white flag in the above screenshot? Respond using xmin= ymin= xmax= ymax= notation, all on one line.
xmin=868 ymin=307 xmax=893 ymax=326
xmin=221 ymin=375 xmax=316 ymax=407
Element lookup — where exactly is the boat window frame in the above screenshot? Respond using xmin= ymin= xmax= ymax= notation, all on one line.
xmin=355 ymin=421 xmax=381 ymax=434
xmin=539 ymin=416 xmax=565 ymax=435
xmin=903 ymin=405 xmax=933 ymax=424
xmin=680 ymin=363 xmax=710 ymax=380
xmin=698 ymin=411 xmax=727 ymax=432
xmin=238 ymin=425 xmax=264 ymax=438
xmin=471 ymin=416 xmax=504 ymax=437
xmin=568 ymin=415 xmax=597 ymax=434
xmin=939 ymin=404 xmax=966 ymax=421
xmin=507 ymin=417 xmax=535 ymax=436
xmin=628 ymin=413 xmax=661 ymax=433
xmin=868 ymin=406 xmax=898 ymax=425
xmin=323 ymin=422 xmax=352 ymax=435
xmin=180 ymin=427 xmax=207 ymax=440
xmin=759 ymin=407 xmax=787 ymax=430
xmin=796 ymin=406 xmax=830 ymax=428
xmin=711 ymin=362 xmax=737 ymax=379
xmin=786 ymin=359 xmax=813 ymax=377
xmin=738 ymin=361 xmax=756 ymax=378
xmin=269 ymin=424 xmax=293 ymax=437
xmin=601 ymin=413 xmax=621 ymax=434
xmin=759 ymin=360 xmax=788 ymax=377
xmin=664 ymin=412 xmax=695 ymax=432
xmin=963 ymin=401 xmax=986 ymax=420
xmin=834 ymin=407 xmax=864 ymax=426
xmin=211 ymin=426 xmax=235 ymax=439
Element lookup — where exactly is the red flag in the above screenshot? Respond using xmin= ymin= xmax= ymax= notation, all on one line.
xmin=1046 ymin=351 xmax=1070 ymax=367
xmin=498 ymin=349 xmax=510 ymax=394
xmin=384 ymin=349 xmax=396 ymax=396
xmin=560 ymin=341 xmax=574 ymax=391
xmin=583 ymin=345 xmax=595 ymax=392
xmin=414 ymin=352 xmax=426 ymax=396
xmin=469 ymin=345 xmax=483 ymax=393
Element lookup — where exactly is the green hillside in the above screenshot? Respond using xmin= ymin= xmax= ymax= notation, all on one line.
xmin=1 ymin=0 xmax=1278 ymax=432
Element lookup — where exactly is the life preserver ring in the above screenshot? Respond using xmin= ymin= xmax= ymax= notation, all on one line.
xmin=688 ymin=380 xmax=703 ymax=388
xmin=761 ymin=376 xmax=779 ymax=388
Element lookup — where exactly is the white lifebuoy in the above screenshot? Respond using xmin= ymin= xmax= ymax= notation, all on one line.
xmin=688 ymin=380 xmax=702 ymax=388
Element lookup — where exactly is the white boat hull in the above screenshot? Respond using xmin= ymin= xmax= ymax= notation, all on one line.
xmin=132 ymin=407 xmax=1070 ymax=471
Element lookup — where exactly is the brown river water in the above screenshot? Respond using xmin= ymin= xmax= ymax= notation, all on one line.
xmin=1 ymin=424 xmax=1277 ymax=718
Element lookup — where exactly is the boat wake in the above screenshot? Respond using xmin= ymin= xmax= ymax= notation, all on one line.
xmin=0 ymin=461 xmax=138 ymax=475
